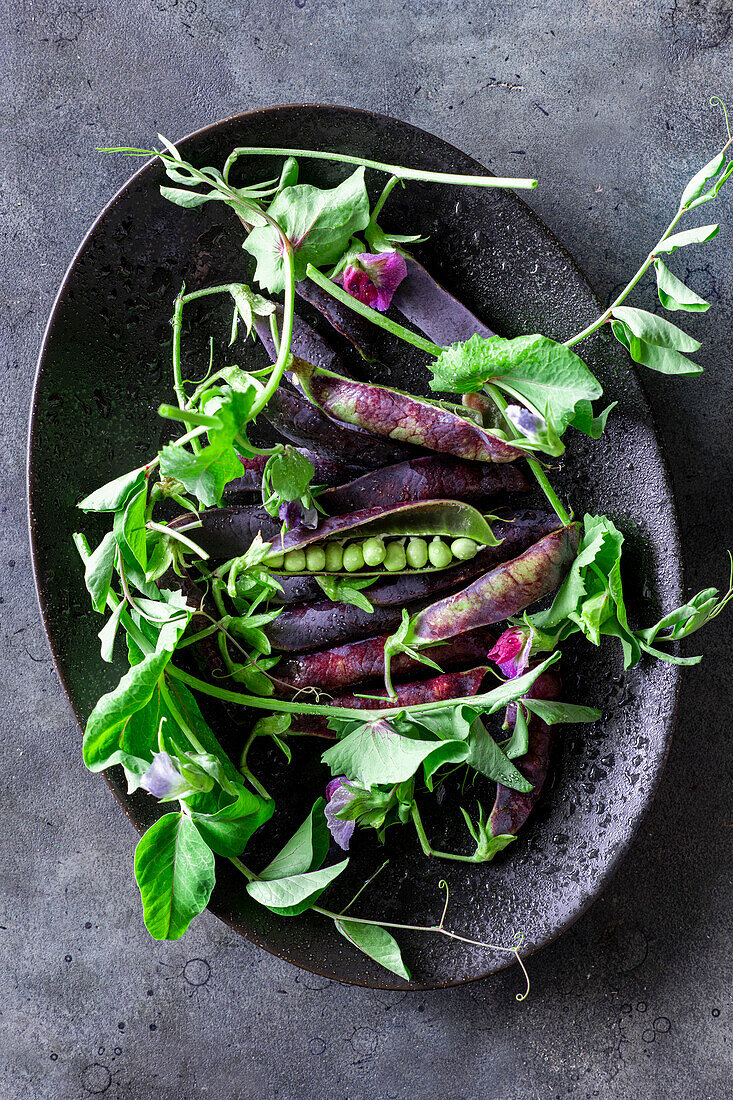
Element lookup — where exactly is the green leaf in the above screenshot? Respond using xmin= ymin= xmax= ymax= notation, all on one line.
xmin=688 ymin=161 xmax=733 ymax=209
xmin=259 ymin=799 xmax=330 ymax=880
xmin=680 ymin=151 xmax=727 ymax=207
xmin=190 ymin=786 xmax=274 ymax=858
xmin=84 ymin=531 xmax=118 ymax=613
xmin=263 ymin=446 xmax=315 ymax=504
xmin=501 ymin=702 xmax=529 ymax=759
xmin=122 ymin=487 xmax=149 ymax=570
xmin=159 ymin=443 xmax=242 ymax=508
xmin=244 ymin=168 xmax=371 ymax=292
xmin=464 ymin=719 xmax=533 ymax=791
xmin=335 ymin=919 xmax=411 ymax=981
xmin=568 ymin=399 xmax=617 ymax=439
xmin=246 ymin=860 xmax=349 ymax=916
xmin=611 ymin=307 xmax=700 ymax=353
xmin=159 ymin=186 xmax=218 ymax=208
xmin=430 ymin=333 xmax=602 ymax=434
xmin=83 ymin=651 xmax=172 ymax=772
xmin=654 ymin=259 xmax=710 ymax=313
xmin=78 ymin=467 xmax=146 ymax=513
xmin=655 ymin=224 xmax=719 ymax=254
xmin=229 ymin=283 xmax=275 ymax=344
xmin=459 ymin=804 xmax=518 ymax=861
xmin=611 ymin=319 xmax=702 ymax=376
xmin=98 ymin=601 xmax=125 ymax=663
xmin=134 ymin=812 xmax=216 ymax=940
xmin=322 ymin=718 xmax=468 ymax=789
xmin=316 ymin=574 xmax=376 ymax=613
xmin=521 ymin=699 xmax=602 ymax=724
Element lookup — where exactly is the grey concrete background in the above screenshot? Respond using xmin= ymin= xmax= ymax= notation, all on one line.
xmin=2 ymin=1 xmax=731 ymax=1097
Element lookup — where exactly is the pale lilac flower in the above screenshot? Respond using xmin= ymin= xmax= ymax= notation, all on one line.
xmin=342 ymin=251 xmax=407 ymax=312
xmin=139 ymin=752 xmax=190 ymax=800
xmin=324 ymin=776 xmax=357 ymax=850
xmin=506 ymin=405 xmax=544 ymax=440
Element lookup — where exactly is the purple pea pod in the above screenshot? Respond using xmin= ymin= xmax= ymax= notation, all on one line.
xmin=262 ymin=383 xmax=418 ymax=469
xmin=291 ymin=360 xmax=524 ymax=464
xmin=265 ymin=599 xmax=407 ymax=652
xmin=276 ymin=498 xmax=499 ymax=563
xmin=253 ymin=304 xmax=346 ymax=375
xmin=406 ymin=524 xmax=581 ymax=644
xmin=169 ymin=505 xmax=279 ymax=558
xmin=391 ymin=256 xmax=495 ymax=345
xmin=489 ymin=670 xmax=562 ymax=836
xmin=268 ymin=510 xmax=561 ymax=606
xmin=319 ymin=454 xmax=529 ymax=515
xmin=225 ymin=451 xmax=360 ymax=500
xmin=289 ymin=666 xmax=490 ymax=735
xmin=275 ymin=627 xmax=496 ymax=693
xmin=296 ymin=277 xmax=378 ymax=360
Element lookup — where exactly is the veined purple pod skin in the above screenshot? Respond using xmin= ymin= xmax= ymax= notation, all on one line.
xmin=291 ymin=359 xmax=524 ymax=464
xmin=489 ymin=670 xmax=561 ymax=836
xmin=391 ymin=257 xmax=495 ymax=345
xmin=263 ymin=383 xmax=418 ymax=469
xmin=275 ymin=627 xmax=496 ymax=693
xmin=289 ymin=666 xmax=490 ymax=735
xmin=319 ymin=454 xmax=529 ymax=515
xmin=267 ymin=510 xmax=561 ymax=606
xmin=407 ymin=523 xmax=581 ymax=644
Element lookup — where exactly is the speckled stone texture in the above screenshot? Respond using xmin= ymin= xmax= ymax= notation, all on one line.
xmin=1 ymin=1 xmax=731 ymax=1098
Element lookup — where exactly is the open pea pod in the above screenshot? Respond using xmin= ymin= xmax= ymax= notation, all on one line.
xmin=269 ymin=499 xmax=502 ymax=576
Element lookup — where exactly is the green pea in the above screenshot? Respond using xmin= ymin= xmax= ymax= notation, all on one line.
xmin=451 ymin=538 xmax=478 ymax=561
xmin=305 ymin=545 xmax=326 ymax=571
xmin=324 ymin=543 xmax=343 ymax=571
xmin=343 ymin=543 xmax=365 ymax=572
xmin=428 ymin=537 xmax=453 ymax=569
xmin=284 ymin=549 xmax=307 ymax=572
xmin=363 ymin=536 xmax=387 ymax=567
xmin=266 ymin=552 xmax=284 ymax=569
xmin=406 ymin=537 xmax=428 ymax=569
xmin=384 ymin=541 xmax=407 ymax=571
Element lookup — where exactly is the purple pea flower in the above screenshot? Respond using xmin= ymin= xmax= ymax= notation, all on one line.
xmin=139 ymin=752 xmax=191 ymax=800
xmin=324 ymin=776 xmax=357 ymax=850
xmin=342 ymin=251 xmax=408 ymax=312
xmin=278 ymin=499 xmax=318 ymax=530
xmin=488 ymin=626 xmax=533 ymax=679
xmin=506 ymin=405 xmax=545 ymax=441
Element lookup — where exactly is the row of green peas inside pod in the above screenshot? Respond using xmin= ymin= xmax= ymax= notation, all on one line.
xmin=266 ymin=535 xmax=480 ymax=574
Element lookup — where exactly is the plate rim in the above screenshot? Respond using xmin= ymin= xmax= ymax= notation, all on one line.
xmin=27 ymin=102 xmax=683 ymax=990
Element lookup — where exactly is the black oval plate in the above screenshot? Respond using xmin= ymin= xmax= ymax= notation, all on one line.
xmin=28 ymin=105 xmax=682 ymax=989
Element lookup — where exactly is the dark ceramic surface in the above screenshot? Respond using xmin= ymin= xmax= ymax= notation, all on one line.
xmin=28 ymin=105 xmax=681 ymax=990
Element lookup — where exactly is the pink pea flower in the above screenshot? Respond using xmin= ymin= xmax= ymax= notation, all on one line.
xmin=488 ymin=626 xmax=533 ymax=679
xmin=342 ymin=251 xmax=407 ymax=312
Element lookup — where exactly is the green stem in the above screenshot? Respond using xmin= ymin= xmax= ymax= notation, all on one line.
xmin=563 ymin=206 xmax=687 ymax=349
xmin=484 ymin=385 xmax=571 ymax=526
xmin=166 ymin=658 xmax=554 ymax=722
xmin=250 ymin=245 xmax=296 ymax=416
xmin=222 ymin=147 xmax=538 ymax=189
xmin=369 ymin=175 xmax=400 ymax=225
xmin=305 ymin=264 xmax=441 ymax=355
xmin=226 ymin=856 xmax=529 ymax=995
xmin=410 ymin=803 xmax=478 ymax=862
xmin=146 ymin=520 xmax=209 ymax=559
xmin=159 ymin=679 xmax=207 ymax=755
